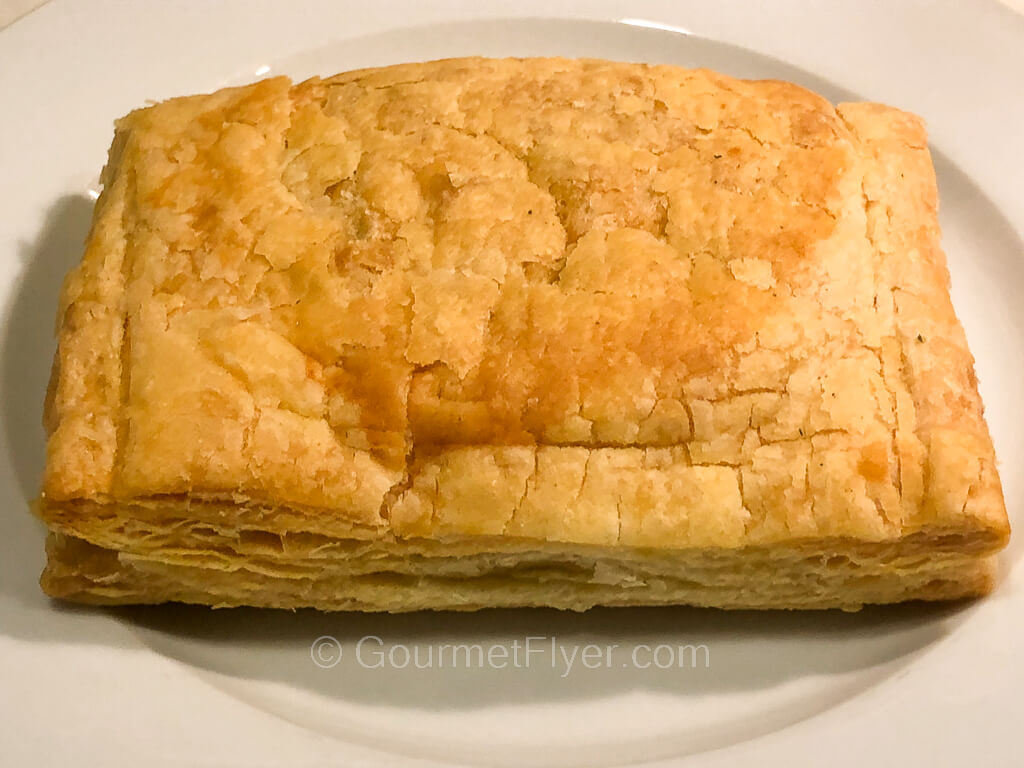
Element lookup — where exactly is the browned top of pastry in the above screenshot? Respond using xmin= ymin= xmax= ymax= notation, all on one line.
xmin=41 ymin=57 xmax=1007 ymax=549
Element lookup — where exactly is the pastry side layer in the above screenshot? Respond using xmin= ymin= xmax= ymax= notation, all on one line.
xmin=38 ymin=58 xmax=1009 ymax=608
xmin=43 ymin=533 xmax=997 ymax=611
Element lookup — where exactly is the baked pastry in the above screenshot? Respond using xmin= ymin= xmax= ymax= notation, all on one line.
xmin=37 ymin=57 xmax=1009 ymax=611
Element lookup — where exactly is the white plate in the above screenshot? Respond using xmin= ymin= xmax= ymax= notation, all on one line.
xmin=1 ymin=2 xmax=1022 ymax=766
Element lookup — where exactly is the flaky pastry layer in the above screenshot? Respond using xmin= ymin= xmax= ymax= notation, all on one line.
xmin=37 ymin=58 xmax=1009 ymax=611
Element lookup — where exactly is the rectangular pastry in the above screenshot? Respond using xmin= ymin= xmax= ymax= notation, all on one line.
xmin=37 ymin=57 xmax=1009 ymax=611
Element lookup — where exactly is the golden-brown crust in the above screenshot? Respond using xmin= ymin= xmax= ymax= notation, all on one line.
xmin=37 ymin=58 xmax=1009 ymax=610
xmin=42 ymin=126 xmax=132 ymax=500
xmin=837 ymin=103 xmax=1007 ymax=540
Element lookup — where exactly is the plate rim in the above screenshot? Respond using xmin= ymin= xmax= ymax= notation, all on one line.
xmin=0 ymin=2 xmax=1021 ymax=767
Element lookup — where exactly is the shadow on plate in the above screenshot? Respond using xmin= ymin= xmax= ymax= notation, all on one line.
xmin=125 ymin=599 xmax=964 ymax=708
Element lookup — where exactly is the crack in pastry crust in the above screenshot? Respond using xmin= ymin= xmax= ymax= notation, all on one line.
xmin=37 ymin=58 xmax=1009 ymax=609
